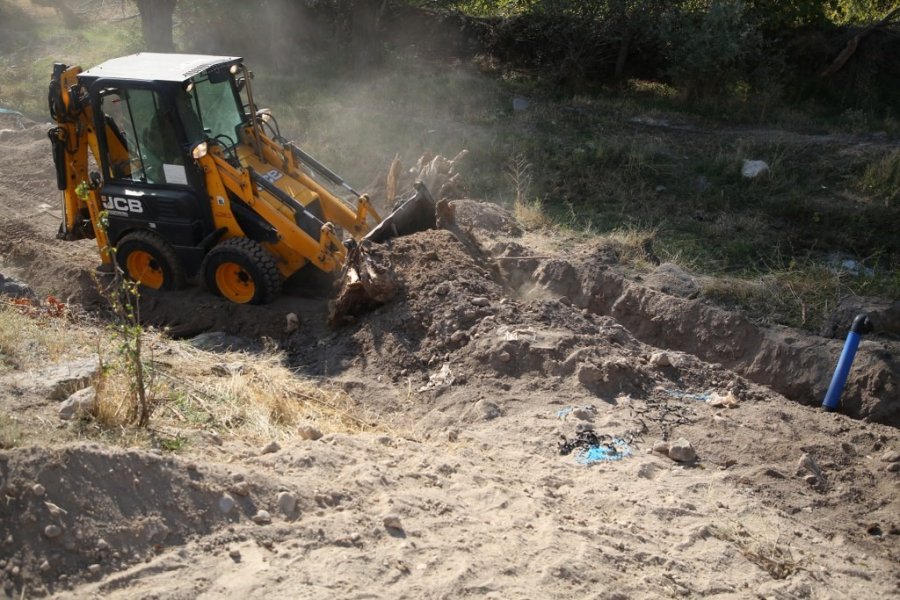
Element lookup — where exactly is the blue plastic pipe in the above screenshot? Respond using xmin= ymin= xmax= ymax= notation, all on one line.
xmin=822 ymin=314 xmax=873 ymax=412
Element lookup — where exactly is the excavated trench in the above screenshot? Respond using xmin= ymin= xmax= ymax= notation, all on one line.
xmin=443 ymin=200 xmax=898 ymax=425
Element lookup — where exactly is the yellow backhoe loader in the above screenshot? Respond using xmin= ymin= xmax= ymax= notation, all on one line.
xmin=48 ymin=53 xmax=434 ymax=304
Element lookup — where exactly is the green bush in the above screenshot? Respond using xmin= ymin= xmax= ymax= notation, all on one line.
xmin=658 ymin=1 xmax=767 ymax=100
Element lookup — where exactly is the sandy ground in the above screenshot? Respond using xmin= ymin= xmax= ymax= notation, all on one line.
xmin=0 ymin=114 xmax=898 ymax=599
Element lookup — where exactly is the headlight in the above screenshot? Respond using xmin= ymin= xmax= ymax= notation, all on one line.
xmin=191 ymin=142 xmax=208 ymax=159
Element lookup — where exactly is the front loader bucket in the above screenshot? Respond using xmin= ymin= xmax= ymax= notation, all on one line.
xmin=363 ymin=181 xmax=436 ymax=244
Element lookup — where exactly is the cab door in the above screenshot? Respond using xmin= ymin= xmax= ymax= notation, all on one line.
xmin=93 ymin=84 xmax=214 ymax=275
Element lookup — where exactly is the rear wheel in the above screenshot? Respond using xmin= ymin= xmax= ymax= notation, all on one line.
xmin=202 ymin=238 xmax=282 ymax=304
xmin=116 ymin=230 xmax=185 ymax=291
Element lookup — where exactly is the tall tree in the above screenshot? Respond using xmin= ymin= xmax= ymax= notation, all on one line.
xmin=136 ymin=0 xmax=177 ymax=52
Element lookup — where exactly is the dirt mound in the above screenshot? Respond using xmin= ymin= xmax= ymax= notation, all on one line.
xmin=0 ymin=116 xmax=102 ymax=305
xmin=305 ymin=200 xmax=898 ymax=426
xmin=0 ymin=443 xmax=281 ymax=594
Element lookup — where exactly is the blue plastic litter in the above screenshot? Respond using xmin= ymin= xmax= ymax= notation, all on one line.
xmin=556 ymin=407 xmax=574 ymax=419
xmin=0 ymin=108 xmax=23 ymax=116
xmin=576 ymin=438 xmax=633 ymax=465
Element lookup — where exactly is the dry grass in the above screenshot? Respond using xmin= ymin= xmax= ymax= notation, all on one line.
xmin=0 ymin=301 xmax=92 ymax=373
xmin=710 ymin=523 xmax=801 ymax=580
xmin=860 ymin=149 xmax=900 ymax=207
xmin=513 ymin=196 xmax=554 ymax=230
xmin=0 ymin=412 xmax=21 ymax=449
xmin=92 ymin=337 xmax=382 ymax=446
xmin=0 ymin=299 xmax=376 ymax=448
xmin=602 ymin=227 xmax=660 ymax=269
xmin=700 ymin=266 xmax=847 ymax=329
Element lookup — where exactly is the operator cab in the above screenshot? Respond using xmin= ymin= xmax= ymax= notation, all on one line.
xmin=77 ymin=53 xmax=247 ymax=275
xmin=79 ymin=53 xmax=245 ymax=185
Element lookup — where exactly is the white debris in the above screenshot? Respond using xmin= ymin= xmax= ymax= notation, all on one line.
xmin=741 ymin=159 xmax=769 ymax=178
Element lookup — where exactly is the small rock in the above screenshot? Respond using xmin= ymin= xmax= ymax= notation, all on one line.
xmin=450 ymin=330 xmax=466 ymax=343
xmin=251 ymin=510 xmax=272 ymax=525
xmin=211 ymin=362 xmax=245 ymax=376
xmin=0 ymin=273 xmax=36 ymax=300
xmin=218 ymin=494 xmax=236 ymax=514
xmin=97 ymin=538 xmax=109 ymax=550
xmin=497 ymin=350 xmax=511 ymax=363
xmin=447 ymin=429 xmax=459 ymax=442
xmin=87 ymin=563 xmax=101 ymax=575
xmin=58 ymin=386 xmax=97 ymax=420
xmin=655 ymin=185 xmax=667 ymax=193
xmin=470 ymin=297 xmax=490 ymax=307
xmin=741 ymin=159 xmax=769 ymax=178
xmin=284 ymin=312 xmax=300 ymax=334
xmin=435 ymin=283 xmax=450 ymax=296
xmin=575 ymin=422 xmax=594 ymax=434
xmin=39 ymin=560 xmax=50 ymax=573
xmin=228 ymin=548 xmax=242 ymax=560
xmin=206 ymin=431 xmax=223 ymax=445
xmin=668 ymin=438 xmax=697 ymax=463
xmin=298 ymin=425 xmax=322 ymax=441
xmin=230 ymin=481 xmax=251 ymax=497
xmin=708 ymin=392 xmax=739 ymax=409
xmin=881 ymin=450 xmax=900 ymax=463
xmin=887 ymin=462 xmax=900 ymax=473
xmin=31 ymin=483 xmax=45 ymax=497
xmin=383 ymin=515 xmax=403 ymax=531
xmin=572 ymin=406 xmax=596 ymax=422
xmin=476 ymin=400 xmax=501 ymax=421
xmin=43 ymin=524 xmax=62 ymax=539
xmin=652 ymin=440 xmax=670 ymax=456
xmin=649 ymin=352 xmax=671 ymax=367
xmin=276 ymin=491 xmax=297 ymax=516
xmin=804 ymin=475 xmax=819 ymax=485
xmin=260 ymin=441 xmax=281 ymax=455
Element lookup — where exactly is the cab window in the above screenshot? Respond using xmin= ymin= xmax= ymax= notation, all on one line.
xmin=100 ymin=88 xmax=187 ymax=185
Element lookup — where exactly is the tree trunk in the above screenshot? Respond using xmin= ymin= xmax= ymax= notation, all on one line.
xmin=615 ymin=33 xmax=630 ymax=80
xmin=136 ymin=0 xmax=177 ymax=52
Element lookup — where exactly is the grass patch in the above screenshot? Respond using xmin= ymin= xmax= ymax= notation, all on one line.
xmin=0 ymin=412 xmax=21 ymax=449
xmin=701 ymin=260 xmax=900 ymax=330
xmin=0 ymin=300 xmax=91 ymax=373
xmin=89 ymin=340 xmax=379 ymax=444
xmin=859 ymin=149 xmax=900 ymax=208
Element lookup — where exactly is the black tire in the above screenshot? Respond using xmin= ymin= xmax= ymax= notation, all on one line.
xmin=202 ymin=238 xmax=282 ymax=305
xmin=116 ymin=230 xmax=185 ymax=291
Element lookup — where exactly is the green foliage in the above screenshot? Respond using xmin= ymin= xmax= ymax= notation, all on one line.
xmin=157 ymin=434 xmax=187 ymax=452
xmin=658 ymin=1 xmax=767 ymax=100
xmin=90 ymin=204 xmax=151 ymax=428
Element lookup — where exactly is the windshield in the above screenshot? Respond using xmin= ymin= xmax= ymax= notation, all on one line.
xmin=180 ymin=75 xmax=243 ymax=147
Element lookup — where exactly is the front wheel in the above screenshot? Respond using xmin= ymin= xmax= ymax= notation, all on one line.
xmin=116 ymin=230 xmax=185 ymax=291
xmin=202 ymin=238 xmax=282 ymax=304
